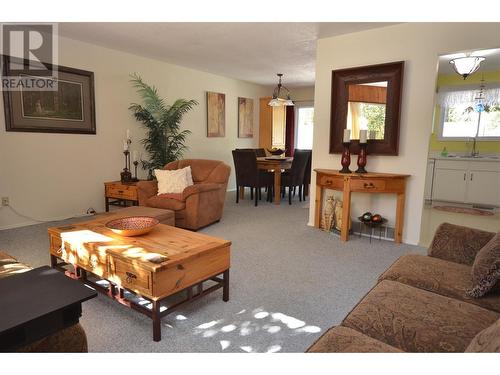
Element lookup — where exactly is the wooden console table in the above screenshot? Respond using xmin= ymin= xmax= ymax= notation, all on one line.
xmin=314 ymin=169 xmax=409 ymax=243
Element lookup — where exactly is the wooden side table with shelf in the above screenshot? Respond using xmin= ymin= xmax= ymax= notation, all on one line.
xmin=314 ymin=169 xmax=409 ymax=243
xmin=104 ymin=181 xmax=142 ymax=212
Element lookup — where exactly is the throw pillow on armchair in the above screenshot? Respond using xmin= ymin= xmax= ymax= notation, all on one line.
xmin=155 ymin=166 xmax=193 ymax=195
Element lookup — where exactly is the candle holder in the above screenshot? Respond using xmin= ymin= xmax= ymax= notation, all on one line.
xmin=356 ymin=143 xmax=368 ymax=173
xmin=131 ymin=160 xmax=139 ymax=182
xmin=120 ymin=150 xmax=133 ymax=183
xmin=339 ymin=142 xmax=352 ymax=174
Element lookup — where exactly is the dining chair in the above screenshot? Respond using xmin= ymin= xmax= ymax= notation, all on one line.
xmin=235 ymin=148 xmax=266 ymax=157
xmin=232 ymin=150 xmax=273 ymax=206
xmin=235 ymin=148 xmax=268 ymax=200
xmin=281 ymin=149 xmax=311 ymax=205
xmin=298 ymin=149 xmax=312 ymax=200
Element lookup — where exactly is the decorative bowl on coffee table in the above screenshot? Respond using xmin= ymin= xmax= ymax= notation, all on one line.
xmin=105 ymin=216 xmax=159 ymax=236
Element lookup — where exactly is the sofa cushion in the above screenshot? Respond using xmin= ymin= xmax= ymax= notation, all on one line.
xmin=469 ymin=232 xmax=500 ymax=298
xmin=465 ymin=318 xmax=500 ymax=353
xmin=379 ymin=254 xmax=500 ymax=313
xmin=307 ymin=326 xmax=402 ymax=353
xmin=0 ymin=251 xmax=18 ymax=266
xmin=16 ymin=323 xmax=88 ymax=352
xmin=342 ymin=280 xmax=500 ymax=352
xmin=0 ymin=253 xmax=31 ymax=280
xmin=428 ymin=223 xmax=495 ymax=266
xmin=146 ymin=195 xmax=186 ymax=211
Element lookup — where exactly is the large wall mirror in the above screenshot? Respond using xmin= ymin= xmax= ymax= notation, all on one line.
xmin=330 ymin=61 xmax=404 ymax=155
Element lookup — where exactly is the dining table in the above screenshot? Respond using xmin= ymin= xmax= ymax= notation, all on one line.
xmin=256 ymin=156 xmax=293 ymax=204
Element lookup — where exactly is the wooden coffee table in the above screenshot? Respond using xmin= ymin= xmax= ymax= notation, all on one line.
xmin=47 ymin=217 xmax=231 ymax=341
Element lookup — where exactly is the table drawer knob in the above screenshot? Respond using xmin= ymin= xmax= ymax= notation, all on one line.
xmin=325 ymin=179 xmax=332 ymax=184
xmin=363 ymin=182 xmax=375 ymax=189
xmin=126 ymin=271 xmax=137 ymax=283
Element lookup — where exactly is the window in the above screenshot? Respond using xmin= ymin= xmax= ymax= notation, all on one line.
xmin=346 ymin=102 xmax=386 ymax=140
xmin=296 ymin=106 xmax=314 ymax=149
xmin=440 ymin=92 xmax=500 ymax=140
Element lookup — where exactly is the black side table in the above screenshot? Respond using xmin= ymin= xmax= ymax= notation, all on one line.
xmin=0 ymin=266 xmax=97 ymax=352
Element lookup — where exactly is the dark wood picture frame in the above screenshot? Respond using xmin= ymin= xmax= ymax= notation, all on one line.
xmin=330 ymin=61 xmax=404 ymax=155
xmin=2 ymin=55 xmax=96 ymax=134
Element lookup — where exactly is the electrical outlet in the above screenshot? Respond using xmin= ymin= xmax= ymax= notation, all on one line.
xmin=1 ymin=197 xmax=9 ymax=206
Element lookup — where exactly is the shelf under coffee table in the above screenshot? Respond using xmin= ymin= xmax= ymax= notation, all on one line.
xmin=48 ymin=218 xmax=231 ymax=342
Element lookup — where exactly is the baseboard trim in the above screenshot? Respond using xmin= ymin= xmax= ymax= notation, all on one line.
xmin=0 ymin=213 xmax=94 ymax=231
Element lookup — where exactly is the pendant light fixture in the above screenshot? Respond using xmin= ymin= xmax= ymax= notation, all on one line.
xmin=268 ymin=73 xmax=294 ymax=106
xmin=449 ymin=53 xmax=486 ymax=80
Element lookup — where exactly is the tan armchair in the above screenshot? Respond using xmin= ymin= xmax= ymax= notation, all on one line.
xmin=137 ymin=159 xmax=231 ymax=230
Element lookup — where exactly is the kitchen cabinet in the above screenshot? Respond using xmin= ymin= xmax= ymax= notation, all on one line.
xmin=431 ymin=159 xmax=500 ymax=207
xmin=433 ymin=167 xmax=468 ymax=202
xmin=466 ymin=162 xmax=500 ymax=206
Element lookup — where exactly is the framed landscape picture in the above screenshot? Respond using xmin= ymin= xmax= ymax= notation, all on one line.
xmin=206 ymin=91 xmax=225 ymax=137
xmin=2 ymin=55 xmax=96 ymax=134
xmin=238 ymin=97 xmax=253 ymax=138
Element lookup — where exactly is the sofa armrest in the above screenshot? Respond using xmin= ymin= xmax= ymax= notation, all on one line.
xmin=428 ymin=222 xmax=495 ymax=266
xmin=137 ymin=180 xmax=158 ymax=205
xmin=182 ymin=183 xmax=221 ymax=200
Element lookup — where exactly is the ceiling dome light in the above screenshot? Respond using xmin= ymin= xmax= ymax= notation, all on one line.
xmin=268 ymin=73 xmax=293 ymax=106
xmin=449 ymin=55 xmax=486 ymax=80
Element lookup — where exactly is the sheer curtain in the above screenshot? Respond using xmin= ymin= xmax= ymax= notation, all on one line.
xmin=346 ymin=102 xmax=362 ymax=138
xmin=437 ymin=85 xmax=500 ymax=107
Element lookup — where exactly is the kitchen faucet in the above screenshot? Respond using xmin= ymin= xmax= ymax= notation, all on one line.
xmin=470 ymin=108 xmax=482 ymax=157
xmin=470 ymin=137 xmax=479 ymax=157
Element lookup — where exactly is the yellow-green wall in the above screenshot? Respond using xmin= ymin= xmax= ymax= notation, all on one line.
xmin=429 ymin=70 xmax=500 ymax=154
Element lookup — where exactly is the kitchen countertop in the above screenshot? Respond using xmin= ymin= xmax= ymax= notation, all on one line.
xmin=429 ymin=153 xmax=500 ymax=162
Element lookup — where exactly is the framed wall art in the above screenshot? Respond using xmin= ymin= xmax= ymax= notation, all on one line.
xmin=206 ymin=91 xmax=225 ymax=137
xmin=2 ymin=55 xmax=96 ymax=134
xmin=238 ymin=97 xmax=253 ymax=138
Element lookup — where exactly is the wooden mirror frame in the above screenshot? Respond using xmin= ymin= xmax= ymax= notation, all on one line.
xmin=329 ymin=61 xmax=404 ymax=155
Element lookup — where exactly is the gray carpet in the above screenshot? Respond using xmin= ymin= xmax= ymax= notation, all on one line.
xmin=0 ymin=193 xmax=425 ymax=352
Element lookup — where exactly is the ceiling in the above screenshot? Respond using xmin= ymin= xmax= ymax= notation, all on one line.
xmin=58 ymin=22 xmax=397 ymax=87
xmin=439 ymin=48 xmax=500 ymax=75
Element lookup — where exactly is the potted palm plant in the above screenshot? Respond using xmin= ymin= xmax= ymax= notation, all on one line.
xmin=129 ymin=73 xmax=198 ymax=179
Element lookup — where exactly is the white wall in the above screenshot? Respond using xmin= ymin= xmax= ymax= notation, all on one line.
xmin=0 ymin=36 xmax=268 ymax=229
xmin=291 ymin=86 xmax=315 ymax=103
xmin=309 ymin=23 xmax=500 ymax=245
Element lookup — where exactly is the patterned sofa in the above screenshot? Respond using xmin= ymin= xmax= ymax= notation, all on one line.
xmin=0 ymin=251 xmax=88 ymax=352
xmin=307 ymin=223 xmax=500 ymax=353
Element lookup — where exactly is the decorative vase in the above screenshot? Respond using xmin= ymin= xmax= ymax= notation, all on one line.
xmin=356 ymin=143 xmax=368 ymax=173
xmin=339 ymin=142 xmax=351 ymax=174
